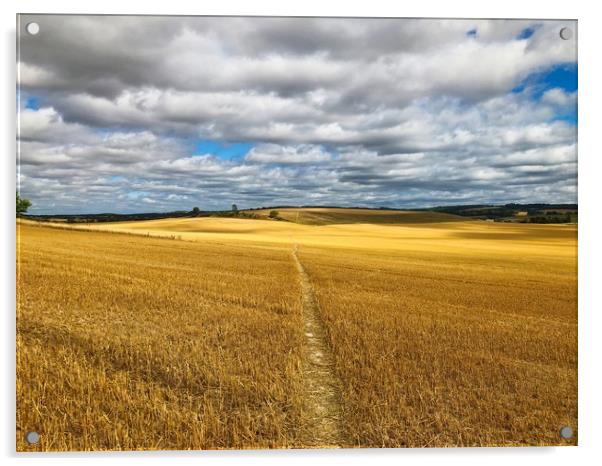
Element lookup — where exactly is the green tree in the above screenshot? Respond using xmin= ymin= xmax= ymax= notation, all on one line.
xmin=192 ymin=206 xmax=201 ymax=216
xmin=232 ymin=204 xmax=238 ymax=215
xmin=269 ymin=210 xmax=279 ymax=219
xmin=16 ymin=192 xmax=31 ymax=215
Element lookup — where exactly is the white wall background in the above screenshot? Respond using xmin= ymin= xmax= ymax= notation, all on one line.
xmin=2 ymin=1 xmax=601 ymax=465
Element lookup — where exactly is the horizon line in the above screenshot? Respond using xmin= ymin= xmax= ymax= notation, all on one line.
xmin=23 ymin=202 xmax=579 ymax=217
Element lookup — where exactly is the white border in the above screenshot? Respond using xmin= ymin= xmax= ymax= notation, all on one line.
xmin=3 ymin=1 xmax=601 ymax=465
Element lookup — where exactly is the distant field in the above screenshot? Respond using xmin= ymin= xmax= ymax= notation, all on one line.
xmin=17 ymin=209 xmax=577 ymax=449
xmin=243 ymin=207 xmax=466 ymax=225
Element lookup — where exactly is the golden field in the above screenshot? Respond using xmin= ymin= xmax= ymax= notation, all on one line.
xmin=16 ymin=209 xmax=577 ymax=450
xmin=17 ymin=222 xmax=306 ymax=451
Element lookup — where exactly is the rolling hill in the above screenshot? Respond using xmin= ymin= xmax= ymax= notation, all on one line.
xmin=242 ymin=207 xmax=466 ymax=225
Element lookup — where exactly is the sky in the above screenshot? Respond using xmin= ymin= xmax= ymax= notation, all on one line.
xmin=17 ymin=16 xmax=577 ymax=214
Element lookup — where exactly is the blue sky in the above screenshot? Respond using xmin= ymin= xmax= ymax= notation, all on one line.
xmin=512 ymin=63 xmax=578 ymax=124
xmin=194 ymin=140 xmax=255 ymax=160
xmin=18 ymin=91 xmax=41 ymax=110
xmin=24 ymin=96 xmax=40 ymax=110
xmin=516 ymin=26 xmax=537 ymax=40
xmin=17 ymin=16 xmax=577 ymax=214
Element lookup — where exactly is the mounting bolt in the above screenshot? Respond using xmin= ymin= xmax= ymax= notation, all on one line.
xmin=25 ymin=431 xmax=40 ymax=444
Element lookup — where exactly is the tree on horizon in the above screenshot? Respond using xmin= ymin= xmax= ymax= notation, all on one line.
xmin=16 ymin=192 xmax=31 ymax=216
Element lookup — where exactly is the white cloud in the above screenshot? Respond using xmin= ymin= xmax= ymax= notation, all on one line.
xmin=246 ymin=144 xmax=331 ymax=164
xmin=542 ymin=88 xmax=577 ymax=107
xmin=16 ymin=16 xmax=578 ymax=213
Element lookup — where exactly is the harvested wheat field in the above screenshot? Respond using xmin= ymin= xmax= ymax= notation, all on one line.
xmin=16 ymin=209 xmax=577 ymax=450
xmin=17 ymin=221 xmax=306 ymax=451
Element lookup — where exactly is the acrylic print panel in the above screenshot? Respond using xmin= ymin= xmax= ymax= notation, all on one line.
xmin=16 ymin=15 xmax=577 ymax=451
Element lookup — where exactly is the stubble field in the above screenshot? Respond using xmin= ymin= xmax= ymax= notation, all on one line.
xmin=16 ymin=209 xmax=577 ymax=450
xmin=17 ymin=222 xmax=306 ymax=450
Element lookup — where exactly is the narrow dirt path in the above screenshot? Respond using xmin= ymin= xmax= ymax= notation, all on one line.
xmin=292 ymin=244 xmax=347 ymax=448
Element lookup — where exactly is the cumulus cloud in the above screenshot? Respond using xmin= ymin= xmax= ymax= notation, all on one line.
xmin=17 ymin=15 xmax=578 ymax=213
xmin=542 ymin=88 xmax=577 ymax=107
xmin=245 ymin=144 xmax=331 ymax=164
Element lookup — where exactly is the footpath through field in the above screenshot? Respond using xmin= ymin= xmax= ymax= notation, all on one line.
xmin=292 ymin=244 xmax=347 ymax=448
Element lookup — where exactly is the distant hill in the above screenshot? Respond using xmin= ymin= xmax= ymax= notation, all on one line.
xmin=23 ymin=203 xmax=577 ymax=225
xmin=242 ymin=207 xmax=466 ymax=225
xmin=425 ymin=203 xmax=578 ymax=223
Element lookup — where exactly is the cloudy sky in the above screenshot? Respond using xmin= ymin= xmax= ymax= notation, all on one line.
xmin=17 ymin=15 xmax=577 ymax=214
